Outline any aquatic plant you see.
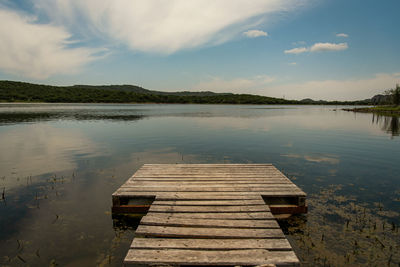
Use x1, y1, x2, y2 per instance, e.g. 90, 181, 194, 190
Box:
281, 185, 400, 266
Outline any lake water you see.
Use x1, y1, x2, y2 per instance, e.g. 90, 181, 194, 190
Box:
0, 103, 399, 266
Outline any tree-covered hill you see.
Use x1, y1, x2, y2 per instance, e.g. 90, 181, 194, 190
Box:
0, 80, 294, 104
0, 80, 372, 105
71, 84, 231, 96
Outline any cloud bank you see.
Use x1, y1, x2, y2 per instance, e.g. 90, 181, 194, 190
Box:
0, 0, 310, 79
35, 0, 305, 54
0, 9, 98, 79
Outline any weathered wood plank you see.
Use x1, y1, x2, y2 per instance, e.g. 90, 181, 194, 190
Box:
136, 168, 279, 171
124, 249, 299, 266
140, 215, 280, 228
117, 188, 304, 194
132, 176, 289, 180
137, 169, 279, 173
134, 167, 283, 174
130, 178, 289, 182
137, 165, 278, 169
152, 200, 266, 206
132, 171, 281, 177
132, 173, 287, 177
135, 170, 283, 173
125, 178, 292, 186
119, 185, 301, 192
149, 205, 271, 213
113, 191, 262, 199
128, 176, 291, 184
145, 212, 275, 220
136, 225, 285, 239
125, 182, 291, 187
113, 191, 306, 198
131, 238, 292, 250
141, 163, 274, 167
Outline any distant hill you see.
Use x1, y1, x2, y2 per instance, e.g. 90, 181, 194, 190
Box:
0, 80, 293, 104
72, 84, 230, 96
300, 97, 372, 105
0, 80, 383, 105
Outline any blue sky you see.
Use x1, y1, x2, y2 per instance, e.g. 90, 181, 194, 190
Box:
0, 0, 399, 100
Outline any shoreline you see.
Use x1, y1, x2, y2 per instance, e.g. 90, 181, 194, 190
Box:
343, 106, 400, 116
0, 101, 372, 106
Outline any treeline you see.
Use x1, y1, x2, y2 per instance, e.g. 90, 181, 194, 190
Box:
0, 81, 294, 104
0, 80, 370, 105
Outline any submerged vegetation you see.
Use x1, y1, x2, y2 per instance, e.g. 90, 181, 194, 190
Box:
0, 80, 371, 105
282, 185, 400, 266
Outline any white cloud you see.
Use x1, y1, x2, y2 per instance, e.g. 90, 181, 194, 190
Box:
285, 42, 348, 54
243, 29, 268, 38
262, 73, 400, 100
0, 9, 99, 79
193, 75, 275, 93
310, 42, 348, 52
284, 47, 308, 54
288, 62, 297, 65
336, 33, 349, 38
35, 0, 307, 54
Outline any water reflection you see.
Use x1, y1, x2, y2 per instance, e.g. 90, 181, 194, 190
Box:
0, 146, 206, 266
0, 111, 145, 124
0, 125, 100, 186
281, 153, 340, 164
372, 114, 400, 137
0, 104, 399, 266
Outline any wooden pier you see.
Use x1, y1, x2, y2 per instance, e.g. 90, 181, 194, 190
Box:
112, 164, 307, 266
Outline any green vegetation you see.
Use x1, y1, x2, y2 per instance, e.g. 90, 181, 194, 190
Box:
0, 80, 372, 105
344, 84, 400, 115
0, 80, 295, 104
344, 106, 400, 115
386, 84, 400, 106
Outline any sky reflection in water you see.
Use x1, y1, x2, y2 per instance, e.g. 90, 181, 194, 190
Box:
0, 104, 399, 266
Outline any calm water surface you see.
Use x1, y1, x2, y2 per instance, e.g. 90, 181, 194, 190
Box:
0, 104, 399, 266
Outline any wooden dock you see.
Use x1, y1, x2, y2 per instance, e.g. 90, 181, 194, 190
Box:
112, 164, 307, 266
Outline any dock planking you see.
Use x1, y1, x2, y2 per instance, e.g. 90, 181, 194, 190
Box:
112, 164, 307, 266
